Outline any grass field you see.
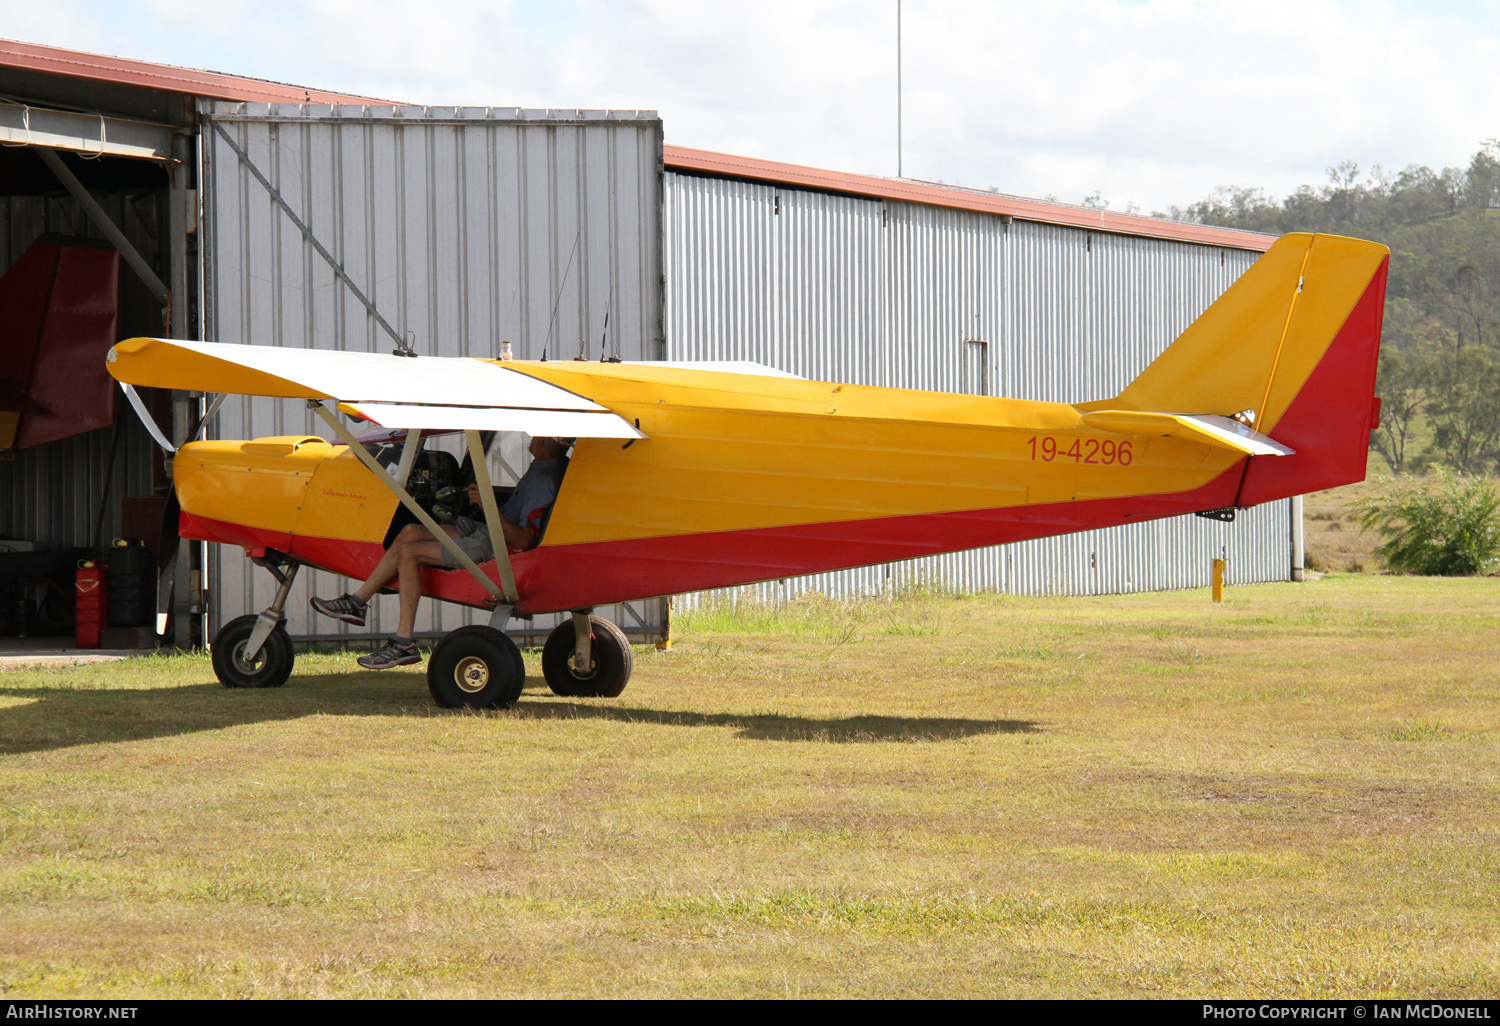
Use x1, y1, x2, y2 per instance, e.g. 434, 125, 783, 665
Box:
1, 575, 1497, 998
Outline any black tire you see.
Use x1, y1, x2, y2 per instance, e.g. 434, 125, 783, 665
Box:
212, 614, 294, 689
542, 616, 633, 698
427, 625, 526, 709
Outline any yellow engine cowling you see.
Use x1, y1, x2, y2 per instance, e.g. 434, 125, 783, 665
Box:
173, 436, 396, 551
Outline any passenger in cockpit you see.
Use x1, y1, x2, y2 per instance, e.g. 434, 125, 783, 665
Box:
309, 436, 571, 669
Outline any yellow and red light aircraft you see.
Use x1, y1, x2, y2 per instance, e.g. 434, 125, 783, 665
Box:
106, 232, 1388, 709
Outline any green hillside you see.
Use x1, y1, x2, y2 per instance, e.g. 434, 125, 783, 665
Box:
1165, 144, 1500, 474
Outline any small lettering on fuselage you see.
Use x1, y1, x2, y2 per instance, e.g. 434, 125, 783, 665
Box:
318, 487, 372, 511
1026, 435, 1135, 466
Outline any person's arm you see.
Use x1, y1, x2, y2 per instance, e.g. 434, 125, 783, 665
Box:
469, 482, 539, 550
499, 515, 537, 550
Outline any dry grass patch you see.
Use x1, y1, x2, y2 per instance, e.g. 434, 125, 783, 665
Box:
1, 576, 1498, 997
1304, 456, 1500, 574
1306, 477, 1387, 573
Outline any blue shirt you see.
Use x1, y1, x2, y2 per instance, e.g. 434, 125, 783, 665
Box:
501, 457, 569, 537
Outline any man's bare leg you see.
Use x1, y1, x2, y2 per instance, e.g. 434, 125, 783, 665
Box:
315, 522, 460, 635
352, 532, 411, 603
395, 538, 448, 639
352, 526, 458, 670
353, 523, 457, 604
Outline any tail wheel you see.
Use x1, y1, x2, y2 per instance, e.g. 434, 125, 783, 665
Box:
427, 625, 526, 709
542, 616, 633, 698
212, 614, 294, 689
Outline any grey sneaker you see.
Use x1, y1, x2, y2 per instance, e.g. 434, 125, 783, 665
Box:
358, 638, 421, 670
310, 593, 367, 627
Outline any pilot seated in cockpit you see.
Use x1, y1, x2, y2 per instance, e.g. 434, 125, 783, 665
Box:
309, 435, 571, 669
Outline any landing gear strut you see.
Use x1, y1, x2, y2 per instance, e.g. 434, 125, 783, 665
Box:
211, 555, 299, 689
542, 609, 633, 698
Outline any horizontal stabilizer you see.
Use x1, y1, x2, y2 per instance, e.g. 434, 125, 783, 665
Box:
1080, 410, 1294, 457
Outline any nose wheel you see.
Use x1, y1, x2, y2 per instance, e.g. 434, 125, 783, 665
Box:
427, 625, 526, 709
212, 614, 295, 688
211, 555, 299, 689
542, 614, 633, 698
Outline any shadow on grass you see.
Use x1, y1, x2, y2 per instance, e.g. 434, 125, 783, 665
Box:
0, 675, 401, 755
0, 674, 1039, 754
515, 701, 1038, 742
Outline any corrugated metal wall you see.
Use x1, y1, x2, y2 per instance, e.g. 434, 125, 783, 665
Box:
200, 103, 668, 643
662, 172, 1290, 601
0, 192, 162, 552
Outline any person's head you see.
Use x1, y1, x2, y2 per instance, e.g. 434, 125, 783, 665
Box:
528, 436, 570, 460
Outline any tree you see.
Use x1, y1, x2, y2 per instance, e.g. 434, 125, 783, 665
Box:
1372, 345, 1428, 474
1372, 300, 1447, 473
1172, 144, 1500, 474
1423, 345, 1500, 474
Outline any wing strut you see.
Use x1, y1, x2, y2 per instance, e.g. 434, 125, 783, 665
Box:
117, 381, 177, 453
310, 401, 516, 606
464, 429, 519, 602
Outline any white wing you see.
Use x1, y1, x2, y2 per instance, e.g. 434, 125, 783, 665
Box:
106, 337, 644, 439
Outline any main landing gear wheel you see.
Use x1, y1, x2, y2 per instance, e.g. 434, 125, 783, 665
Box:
212, 614, 295, 689
427, 625, 526, 709
542, 616, 633, 698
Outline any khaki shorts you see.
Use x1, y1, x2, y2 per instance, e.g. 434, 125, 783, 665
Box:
440, 517, 495, 568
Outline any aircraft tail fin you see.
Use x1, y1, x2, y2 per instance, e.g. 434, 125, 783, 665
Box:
1087, 232, 1390, 505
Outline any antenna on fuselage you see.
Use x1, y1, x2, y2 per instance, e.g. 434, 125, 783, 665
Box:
544, 230, 581, 363
599, 306, 619, 363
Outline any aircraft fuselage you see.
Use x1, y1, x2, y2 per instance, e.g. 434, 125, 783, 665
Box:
178, 363, 1254, 615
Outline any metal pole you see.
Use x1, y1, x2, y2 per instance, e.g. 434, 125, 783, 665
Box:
242, 562, 299, 661
36, 146, 170, 304
1291, 494, 1306, 581
571, 609, 593, 675
168, 137, 196, 649
209, 123, 405, 349
394, 429, 423, 486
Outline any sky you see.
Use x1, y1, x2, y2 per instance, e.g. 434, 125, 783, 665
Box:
5, 0, 1500, 214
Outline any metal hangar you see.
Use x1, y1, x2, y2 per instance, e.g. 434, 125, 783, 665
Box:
0, 38, 1292, 651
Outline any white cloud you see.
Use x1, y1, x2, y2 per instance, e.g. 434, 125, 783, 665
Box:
5, 0, 1500, 210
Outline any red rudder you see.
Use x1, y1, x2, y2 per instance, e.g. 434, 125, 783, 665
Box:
1238, 256, 1389, 507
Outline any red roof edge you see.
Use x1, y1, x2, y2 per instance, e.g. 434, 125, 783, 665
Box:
663, 145, 1275, 252
0, 37, 390, 107
2, 39, 1269, 251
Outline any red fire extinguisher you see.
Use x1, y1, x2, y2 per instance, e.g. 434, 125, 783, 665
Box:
75, 560, 108, 649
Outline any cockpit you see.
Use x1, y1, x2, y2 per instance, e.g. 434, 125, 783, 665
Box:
352, 426, 571, 553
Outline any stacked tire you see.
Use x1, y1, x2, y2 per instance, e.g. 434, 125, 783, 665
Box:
108, 540, 153, 629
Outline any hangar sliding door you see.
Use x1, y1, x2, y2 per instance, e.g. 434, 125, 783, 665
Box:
199, 102, 667, 645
